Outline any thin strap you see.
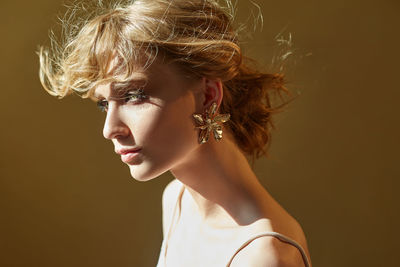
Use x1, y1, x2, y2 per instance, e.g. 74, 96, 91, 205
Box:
227, 232, 311, 267
163, 184, 185, 265
166, 184, 185, 236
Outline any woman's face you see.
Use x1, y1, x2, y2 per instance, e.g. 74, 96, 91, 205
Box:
93, 61, 202, 181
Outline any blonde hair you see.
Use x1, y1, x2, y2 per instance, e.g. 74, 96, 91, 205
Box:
38, 0, 289, 160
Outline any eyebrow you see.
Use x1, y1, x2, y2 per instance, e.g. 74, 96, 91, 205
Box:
93, 73, 148, 99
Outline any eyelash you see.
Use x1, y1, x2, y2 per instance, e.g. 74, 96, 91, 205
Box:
97, 89, 147, 112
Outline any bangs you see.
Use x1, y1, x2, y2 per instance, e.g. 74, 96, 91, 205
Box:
39, 7, 158, 99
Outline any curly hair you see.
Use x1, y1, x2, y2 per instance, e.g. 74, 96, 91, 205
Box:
38, 0, 290, 161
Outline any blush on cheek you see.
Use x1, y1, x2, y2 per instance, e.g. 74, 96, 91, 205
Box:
128, 92, 198, 177
130, 106, 163, 142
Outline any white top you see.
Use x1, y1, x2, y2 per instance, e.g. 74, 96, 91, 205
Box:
156, 185, 311, 267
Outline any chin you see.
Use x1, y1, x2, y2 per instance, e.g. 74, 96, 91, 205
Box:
127, 164, 165, 182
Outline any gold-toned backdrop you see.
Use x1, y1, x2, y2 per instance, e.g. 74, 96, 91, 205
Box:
1, 0, 399, 266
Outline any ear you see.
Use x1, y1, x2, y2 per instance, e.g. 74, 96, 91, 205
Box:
201, 78, 223, 110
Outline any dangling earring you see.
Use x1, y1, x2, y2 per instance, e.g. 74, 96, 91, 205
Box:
192, 102, 230, 144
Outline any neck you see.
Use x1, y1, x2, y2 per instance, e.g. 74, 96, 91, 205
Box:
170, 132, 268, 227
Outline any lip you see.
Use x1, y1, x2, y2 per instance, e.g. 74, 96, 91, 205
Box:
115, 147, 141, 155
116, 147, 142, 164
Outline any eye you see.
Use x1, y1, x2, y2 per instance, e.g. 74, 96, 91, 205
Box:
96, 99, 108, 112
124, 89, 147, 103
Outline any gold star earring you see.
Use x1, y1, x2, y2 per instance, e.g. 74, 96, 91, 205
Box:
192, 102, 230, 144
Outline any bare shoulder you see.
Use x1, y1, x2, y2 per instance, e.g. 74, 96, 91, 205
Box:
230, 235, 308, 267
161, 179, 183, 236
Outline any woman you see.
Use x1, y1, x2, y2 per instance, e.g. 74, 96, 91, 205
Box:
38, 0, 311, 266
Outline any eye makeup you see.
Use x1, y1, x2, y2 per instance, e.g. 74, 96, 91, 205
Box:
124, 89, 148, 102
96, 88, 148, 112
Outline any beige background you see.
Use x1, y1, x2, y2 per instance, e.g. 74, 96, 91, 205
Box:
1, 0, 399, 266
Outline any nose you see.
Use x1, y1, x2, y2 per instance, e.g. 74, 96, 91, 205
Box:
102, 103, 130, 140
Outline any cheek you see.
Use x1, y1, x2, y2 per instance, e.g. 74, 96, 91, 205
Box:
141, 96, 198, 160
124, 97, 198, 181
152, 102, 197, 150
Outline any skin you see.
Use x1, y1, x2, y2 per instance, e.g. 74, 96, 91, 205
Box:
95, 62, 202, 182
93, 60, 311, 266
